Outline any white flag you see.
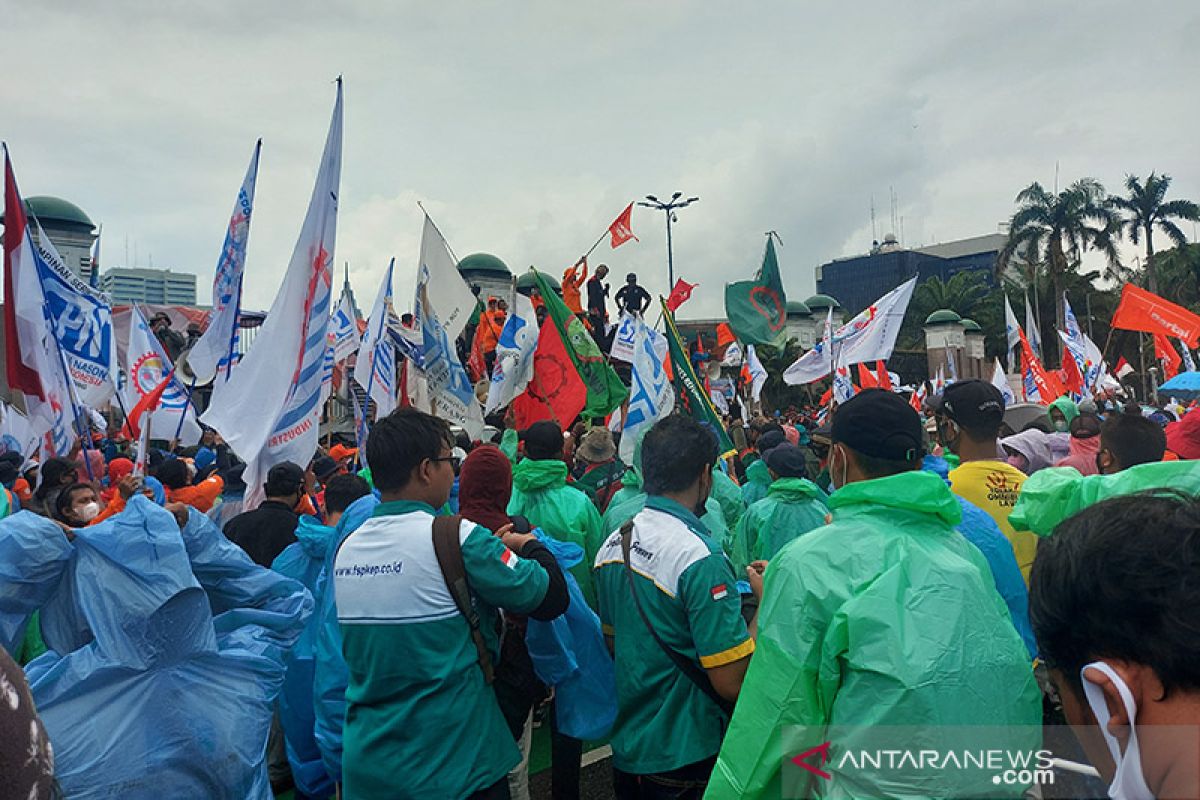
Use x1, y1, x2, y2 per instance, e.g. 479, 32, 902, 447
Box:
417, 213, 477, 341
485, 290, 539, 414
32, 219, 118, 408
417, 225, 482, 438
355, 259, 397, 417
609, 312, 639, 363
1003, 294, 1021, 370
1025, 294, 1042, 360
331, 286, 361, 362
991, 358, 1016, 407
1061, 293, 1103, 391
946, 347, 958, 382
0, 403, 38, 464
124, 306, 202, 445
784, 277, 916, 385
202, 80, 343, 508
745, 344, 768, 403
620, 319, 673, 463
1181, 342, 1196, 374
721, 340, 744, 368
187, 140, 260, 386
709, 386, 730, 415
4, 150, 78, 458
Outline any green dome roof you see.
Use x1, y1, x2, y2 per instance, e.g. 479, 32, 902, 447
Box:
456, 252, 511, 276
924, 309, 963, 325
804, 294, 840, 310
786, 300, 811, 316
1, 196, 95, 232
516, 270, 560, 293
961, 318, 982, 332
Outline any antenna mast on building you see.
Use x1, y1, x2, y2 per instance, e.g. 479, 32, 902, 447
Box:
870, 196, 877, 243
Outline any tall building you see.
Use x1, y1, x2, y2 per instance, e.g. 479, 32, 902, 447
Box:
0, 196, 98, 281
101, 267, 197, 305
815, 232, 1007, 315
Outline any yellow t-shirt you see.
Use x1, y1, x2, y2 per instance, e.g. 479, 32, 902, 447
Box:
948, 459, 1037, 584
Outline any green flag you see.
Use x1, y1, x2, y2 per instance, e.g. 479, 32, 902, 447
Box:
530, 269, 628, 419
662, 299, 736, 457
724, 236, 787, 345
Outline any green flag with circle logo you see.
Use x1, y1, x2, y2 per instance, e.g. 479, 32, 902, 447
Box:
724, 236, 787, 346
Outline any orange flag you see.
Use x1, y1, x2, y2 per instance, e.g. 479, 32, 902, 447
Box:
1154, 333, 1182, 380
857, 362, 878, 389
608, 202, 639, 248
876, 360, 892, 390
1112, 283, 1200, 347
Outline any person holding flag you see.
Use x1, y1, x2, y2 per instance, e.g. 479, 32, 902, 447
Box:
562, 258, 588, 317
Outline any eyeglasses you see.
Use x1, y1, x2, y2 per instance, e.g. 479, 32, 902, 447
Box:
430, 455, 462, 470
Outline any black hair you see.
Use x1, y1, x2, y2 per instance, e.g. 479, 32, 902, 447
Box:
323, 473, 372, 516
642, 415, 717, 496
367, 408, 453, 492
53, 482, 96, 523
845, 446, 918, 479
36, 458, 78, 500
154, 459, 190, 490
176, 445, 200, 459
1030, 492, 1200, 698
1100, 412, 1166, 470
522, 421, 563, 461
455, 431, 471, 451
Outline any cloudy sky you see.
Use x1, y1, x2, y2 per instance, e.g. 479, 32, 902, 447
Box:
5, 1, 1199, 318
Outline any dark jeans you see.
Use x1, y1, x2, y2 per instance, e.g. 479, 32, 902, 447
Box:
550, 699, 583, 800
466, 777, 511, 799
612, 756, 717, 800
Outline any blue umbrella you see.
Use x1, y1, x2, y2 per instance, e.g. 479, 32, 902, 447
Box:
1159, 371, 1200, 400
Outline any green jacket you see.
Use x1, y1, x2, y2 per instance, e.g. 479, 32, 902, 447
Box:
508, 458, 604, 607
709, 468, 746, 533
740, 458, 772, 507
1009, 460, 1200, 537
708, 471, 1040, 799
728, 478, 828, 574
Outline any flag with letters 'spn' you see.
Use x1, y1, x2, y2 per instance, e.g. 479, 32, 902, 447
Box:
662, 299, 735, 457
725, 236, 787, 346
531, 269, 627, 418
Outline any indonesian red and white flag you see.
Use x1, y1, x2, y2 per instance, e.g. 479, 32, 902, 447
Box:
202, 80, 343, 508
608, 202, 639, 249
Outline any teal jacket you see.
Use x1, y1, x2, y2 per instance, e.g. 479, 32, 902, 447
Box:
728, 478, 828, 574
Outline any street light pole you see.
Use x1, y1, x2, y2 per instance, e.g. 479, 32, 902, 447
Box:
638, 192, 699, 292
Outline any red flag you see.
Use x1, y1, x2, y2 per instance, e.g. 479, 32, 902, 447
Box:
467, 325, 487, 382
1111, 283, 1200, 347
1019, 328, 1063, 403
666, 278, 697, 312
1154, 333, 1182, 380
819, 386, 832, 406
608, 202, 638, 249
1061, 344, 1083, 396
3, 154, 44, 399
857, 362, 878, 389
512, 315, 587, 428
909, 383, 926, 412
121, 369, 177, 439
875, 360, 893, 391
716, 322, 737, 350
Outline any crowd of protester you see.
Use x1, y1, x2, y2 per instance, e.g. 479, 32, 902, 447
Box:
1, 372, 1199, 799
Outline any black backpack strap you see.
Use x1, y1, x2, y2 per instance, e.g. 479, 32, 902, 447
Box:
620, 521, 734, 715
432, 515, 495, 685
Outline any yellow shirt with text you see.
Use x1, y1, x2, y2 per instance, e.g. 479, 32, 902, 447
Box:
948, 459, 1036, 583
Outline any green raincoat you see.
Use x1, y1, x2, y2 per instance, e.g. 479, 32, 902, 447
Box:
707, 471, 1041, 799
728, 478, 828, 574
508, 458, 604, 608
708, 468, 746, 532
740, 458, 772, 507
1009, 460, 1200, 537
1048, 396, 1079, 429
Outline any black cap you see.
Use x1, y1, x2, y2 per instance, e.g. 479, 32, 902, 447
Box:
265, 461, 305, 494
934, 379, 1005, 432
756, 429, 787, 455
311, 455, 340, 481
765, 444, 808, 479
832, 389, 924, 462
520, 420, 563, 460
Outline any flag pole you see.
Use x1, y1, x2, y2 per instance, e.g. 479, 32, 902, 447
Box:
171, 375, 198, 444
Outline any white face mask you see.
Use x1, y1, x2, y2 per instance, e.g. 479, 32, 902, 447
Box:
1080, 661, 1154, 800
76, 501, 101, 523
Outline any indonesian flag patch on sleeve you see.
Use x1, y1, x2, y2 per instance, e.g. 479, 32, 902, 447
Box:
500, 547, 520, 569
710, 583, 728, 601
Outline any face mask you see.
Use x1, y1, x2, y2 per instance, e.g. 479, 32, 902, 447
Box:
76, 501, 101, 523
1053, 418, 1069, 432
1080, 661, 1154, 800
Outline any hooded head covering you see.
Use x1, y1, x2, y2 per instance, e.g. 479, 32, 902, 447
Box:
1000, 429, 1054, 475
1165, 409, 1200, 459
458, 445, 514, 534
1047, 396, 1079, 430
143, 476, 167, 506
107, 457, 134, 485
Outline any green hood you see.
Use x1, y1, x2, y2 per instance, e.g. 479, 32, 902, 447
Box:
1049, 396, 1079, 426
766, 477, 824, 502
745, 458, 772, 486
828, 470, 962, 527
1010, 460, 1200, 537
512, 458, 568, 492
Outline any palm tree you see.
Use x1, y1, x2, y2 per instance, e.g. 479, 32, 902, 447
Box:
1109, 173, 1200, 294
911, 272, 990, 320
998, 179, 1122, 330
